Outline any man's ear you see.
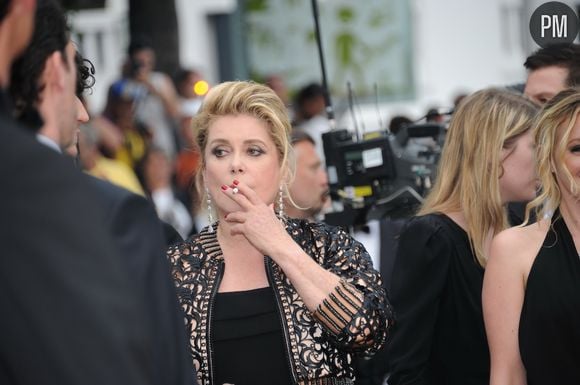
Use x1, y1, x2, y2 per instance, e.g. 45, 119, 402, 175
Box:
42, 50, 66, 91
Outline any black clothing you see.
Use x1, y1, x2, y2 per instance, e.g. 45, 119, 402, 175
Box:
86, 177, 194, 385
388, 214, 489, 385
213, 287, 293, 385
354, 218, 407, 385
519, 212, 580, 384
507, 201, 535, 226
169, 219, 393, 385
163, 221, 185, 246
0, 92, 152, 385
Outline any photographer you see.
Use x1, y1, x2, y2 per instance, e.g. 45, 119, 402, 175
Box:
120, 38, 180, 159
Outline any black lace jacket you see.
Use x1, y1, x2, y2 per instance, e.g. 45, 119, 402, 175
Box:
167, 218, 393, 385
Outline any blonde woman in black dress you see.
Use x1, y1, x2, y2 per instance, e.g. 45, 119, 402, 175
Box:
484, 88, 580, 384
388, 88, 538, 385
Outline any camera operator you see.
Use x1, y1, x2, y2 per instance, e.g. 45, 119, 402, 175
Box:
294, 82, 331, 164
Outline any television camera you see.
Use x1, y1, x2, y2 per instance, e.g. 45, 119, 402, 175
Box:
322, 121, 446, 228
306, 0, 447, 228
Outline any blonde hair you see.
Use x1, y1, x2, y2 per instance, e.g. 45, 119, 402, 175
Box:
419, 88, 538, 267
526, 88, 580, 221
191, 80, 294, 195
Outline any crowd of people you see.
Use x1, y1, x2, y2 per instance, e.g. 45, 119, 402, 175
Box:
2, 0, 580, 384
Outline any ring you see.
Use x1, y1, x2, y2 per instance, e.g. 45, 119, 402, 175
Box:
232, 187, 239, 194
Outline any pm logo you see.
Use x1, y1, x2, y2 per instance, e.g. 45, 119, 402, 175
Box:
530, 1, 580, 47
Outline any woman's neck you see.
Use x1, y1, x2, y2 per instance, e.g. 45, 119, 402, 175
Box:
216, 221, 263, 259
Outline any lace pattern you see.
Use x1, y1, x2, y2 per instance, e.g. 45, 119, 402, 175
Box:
167, 218, 393, 384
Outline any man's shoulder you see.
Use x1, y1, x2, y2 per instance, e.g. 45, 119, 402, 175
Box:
0, 116, 80, 188
84, 175, 159, 226
0, 115, 50, 161
86, 175, 137, 201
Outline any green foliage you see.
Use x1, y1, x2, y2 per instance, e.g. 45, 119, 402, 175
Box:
369, 10, 390, 28
246, 0, 269, 13
337, 6, 354, 23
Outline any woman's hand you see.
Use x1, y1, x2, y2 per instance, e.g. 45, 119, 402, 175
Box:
221, 180, 299, 259
220, 180, 342, 314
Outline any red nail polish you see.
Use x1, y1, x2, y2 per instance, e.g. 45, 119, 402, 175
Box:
221, 185, 228, 190
233, 179, 239, 185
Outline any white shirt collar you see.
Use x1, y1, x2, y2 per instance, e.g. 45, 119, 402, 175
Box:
36, 134, 62, 153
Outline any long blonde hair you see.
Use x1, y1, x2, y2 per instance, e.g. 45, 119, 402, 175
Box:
526, 88, 580, 221
419, 88, 538, 267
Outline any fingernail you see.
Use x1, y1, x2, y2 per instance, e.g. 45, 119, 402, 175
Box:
233, 179, 239, 185
221, 185, 228, 191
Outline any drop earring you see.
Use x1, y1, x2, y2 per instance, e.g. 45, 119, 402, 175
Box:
205, 187, 214, 233
277, 184, 285, 219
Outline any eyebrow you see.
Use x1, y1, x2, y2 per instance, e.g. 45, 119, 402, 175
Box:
209, 138, 269, 146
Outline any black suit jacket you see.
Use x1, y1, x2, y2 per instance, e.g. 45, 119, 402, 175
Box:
0, 110, 153, 384
85, 177, 194, 385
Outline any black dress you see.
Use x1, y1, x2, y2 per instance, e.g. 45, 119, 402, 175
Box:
519, 212, 580, 385
387, 214, 489, 385
212, 286, 293, 385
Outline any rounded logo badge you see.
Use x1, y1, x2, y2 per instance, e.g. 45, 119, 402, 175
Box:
529, 1, 580, 47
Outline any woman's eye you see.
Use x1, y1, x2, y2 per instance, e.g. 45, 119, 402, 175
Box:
211, 147, 227, 157
570, 145, 580, 153
248, 147, 264, 156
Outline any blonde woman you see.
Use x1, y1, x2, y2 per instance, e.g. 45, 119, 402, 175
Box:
168, 81, 392, 385
388, 88, 538, 385
483, 88, 580, 384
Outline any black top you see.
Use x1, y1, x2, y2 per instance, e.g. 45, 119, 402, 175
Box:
387, 214, 489, 385
212, 286, 293, 385
519, 212, 580, 385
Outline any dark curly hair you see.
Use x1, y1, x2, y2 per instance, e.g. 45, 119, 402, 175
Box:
76, 51, 95, 97
9, 0, 70, 126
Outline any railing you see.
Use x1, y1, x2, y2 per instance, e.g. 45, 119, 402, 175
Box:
68, 0, 129, 114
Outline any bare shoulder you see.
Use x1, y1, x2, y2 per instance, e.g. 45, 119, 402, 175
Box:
489, 219, 550, 274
